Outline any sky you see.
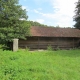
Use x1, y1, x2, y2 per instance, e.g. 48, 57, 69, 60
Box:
19, 0, 78, 27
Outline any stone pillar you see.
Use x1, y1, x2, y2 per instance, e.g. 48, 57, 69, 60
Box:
13, 39, 18, 51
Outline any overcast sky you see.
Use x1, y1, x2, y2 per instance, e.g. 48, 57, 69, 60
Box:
19, 0, 78, 27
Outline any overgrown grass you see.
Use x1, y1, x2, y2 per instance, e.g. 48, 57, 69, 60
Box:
0, 49, 80, 80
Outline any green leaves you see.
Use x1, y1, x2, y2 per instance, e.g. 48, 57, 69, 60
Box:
74, 0, 80, 29
0, 0, 30, 43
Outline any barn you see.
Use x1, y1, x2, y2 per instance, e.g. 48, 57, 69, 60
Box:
19, 26, 80, 50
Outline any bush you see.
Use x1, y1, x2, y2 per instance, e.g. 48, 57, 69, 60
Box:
25, 46, 30, 51
0, 44, 6, 49
47, 45, 53, 51
0, 45, 3, 49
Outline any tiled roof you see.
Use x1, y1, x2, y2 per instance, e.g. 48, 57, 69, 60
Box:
30, 26, 80, 37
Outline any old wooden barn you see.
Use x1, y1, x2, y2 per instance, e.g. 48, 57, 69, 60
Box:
19, 26, 80, 50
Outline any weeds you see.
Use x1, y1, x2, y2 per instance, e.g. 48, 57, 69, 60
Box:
0, 49, 80, 80
47, 45, 53, 51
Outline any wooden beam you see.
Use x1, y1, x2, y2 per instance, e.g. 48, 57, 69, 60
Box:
73, 38, 74, 48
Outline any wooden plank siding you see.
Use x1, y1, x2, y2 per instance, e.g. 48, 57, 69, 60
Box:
19, 37, 80, 50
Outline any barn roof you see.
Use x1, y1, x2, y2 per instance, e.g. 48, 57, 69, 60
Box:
30, 26, 80, 37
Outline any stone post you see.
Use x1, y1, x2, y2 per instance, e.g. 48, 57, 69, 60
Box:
13, 39, 18, 51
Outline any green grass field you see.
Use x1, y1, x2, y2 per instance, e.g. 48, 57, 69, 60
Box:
0, 49, 80, 80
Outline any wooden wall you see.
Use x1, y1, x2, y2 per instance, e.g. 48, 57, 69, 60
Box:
19, 37, 80, 50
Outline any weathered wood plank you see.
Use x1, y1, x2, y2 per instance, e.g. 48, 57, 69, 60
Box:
19, 37, 80, 50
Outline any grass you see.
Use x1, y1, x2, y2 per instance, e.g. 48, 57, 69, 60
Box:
0, 49, 80, 80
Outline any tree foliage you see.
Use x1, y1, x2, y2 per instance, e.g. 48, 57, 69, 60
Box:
74, 0, 80, 29
26, 20, 55, 27
0, 0, 30, 43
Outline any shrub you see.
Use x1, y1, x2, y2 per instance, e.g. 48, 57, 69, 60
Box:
56, 46, 60, 51
25, 46, 30, 51
47, 45, 53, 51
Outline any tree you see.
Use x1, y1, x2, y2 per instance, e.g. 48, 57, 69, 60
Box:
0, 0, 30, 44
26, 20, 54, 27
74, 0, 80, 29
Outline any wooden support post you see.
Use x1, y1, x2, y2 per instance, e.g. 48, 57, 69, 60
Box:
73, 38, 74, 48
38, 37, 39, 49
